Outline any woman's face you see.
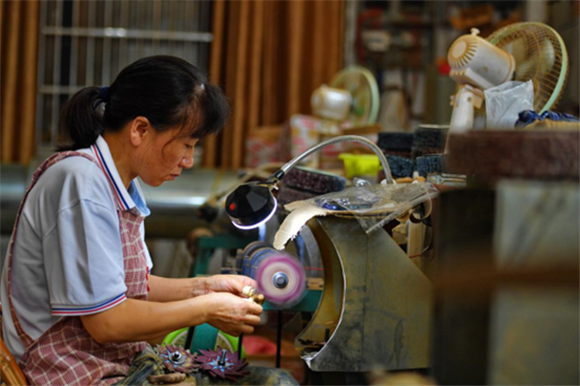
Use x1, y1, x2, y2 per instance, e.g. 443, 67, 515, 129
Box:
138, 127, 198, 187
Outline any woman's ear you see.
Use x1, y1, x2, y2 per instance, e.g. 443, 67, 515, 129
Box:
129, 116, 152, 146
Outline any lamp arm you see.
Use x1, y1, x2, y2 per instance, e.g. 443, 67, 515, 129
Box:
266, 135, 393, 185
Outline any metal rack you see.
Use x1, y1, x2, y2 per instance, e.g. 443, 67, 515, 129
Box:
36, 0, 213, 150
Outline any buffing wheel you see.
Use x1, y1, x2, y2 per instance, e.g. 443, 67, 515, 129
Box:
377, 132, 414, 151
255, 255, 306, 307
283, 167, 347, 194
413, 126, 449, 149
385, 154, 414, 178
416, 154, 447, 177
277, 185, 318, 206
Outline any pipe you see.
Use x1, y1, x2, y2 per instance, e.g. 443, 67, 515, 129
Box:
0, 164, 241, 239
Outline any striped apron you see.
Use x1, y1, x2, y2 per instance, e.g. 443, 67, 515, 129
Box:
6, 151, 149, 385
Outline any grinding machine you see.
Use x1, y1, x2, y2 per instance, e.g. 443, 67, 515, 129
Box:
224, 136, 435, 376
235, 215, 432, 374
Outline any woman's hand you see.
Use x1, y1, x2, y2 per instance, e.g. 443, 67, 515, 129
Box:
201, 292, 263, 336
204, 274, 258, 297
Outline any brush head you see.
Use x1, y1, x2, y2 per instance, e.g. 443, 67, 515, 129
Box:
385, 154, 414, 178
416, 154, 447, 177
277, 185, 318, 206
377, 132, 414, 152
157, 344, 199, 374
283, 167, 347, 194
195, 347, 248, 381
413, 125, 449, 150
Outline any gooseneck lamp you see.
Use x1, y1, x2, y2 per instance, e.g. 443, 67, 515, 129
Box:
225, 135, 393, 230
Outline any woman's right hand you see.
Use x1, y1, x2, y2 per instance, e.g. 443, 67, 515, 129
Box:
200, 292, 263, 336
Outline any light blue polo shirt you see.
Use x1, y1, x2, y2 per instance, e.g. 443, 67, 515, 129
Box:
1, 136, 153, 362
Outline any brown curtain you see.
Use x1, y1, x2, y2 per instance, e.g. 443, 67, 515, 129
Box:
1, 0, 40, 165
204, 0, 344, 169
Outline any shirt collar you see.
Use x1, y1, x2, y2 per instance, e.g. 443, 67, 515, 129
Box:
129, 179, 151, 217
90, 136, 143, 214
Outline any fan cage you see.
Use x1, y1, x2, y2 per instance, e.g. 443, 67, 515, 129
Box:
487, 22, 569, 113
330, 66, 380, 126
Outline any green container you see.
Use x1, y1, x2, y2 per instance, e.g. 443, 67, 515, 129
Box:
163, 324, 245, 358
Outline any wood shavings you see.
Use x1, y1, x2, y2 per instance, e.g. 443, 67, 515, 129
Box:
273, 202, 329, 250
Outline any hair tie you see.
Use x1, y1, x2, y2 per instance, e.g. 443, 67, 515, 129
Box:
98, 86, 109, 102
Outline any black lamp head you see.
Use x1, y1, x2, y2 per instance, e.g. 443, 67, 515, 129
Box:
225, 182, 277, 230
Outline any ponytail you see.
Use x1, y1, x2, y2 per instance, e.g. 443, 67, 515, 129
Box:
58, 56, 229, 151
57, 87, 105, 150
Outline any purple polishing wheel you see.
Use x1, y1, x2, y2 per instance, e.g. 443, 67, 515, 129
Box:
255, 254, 306, 307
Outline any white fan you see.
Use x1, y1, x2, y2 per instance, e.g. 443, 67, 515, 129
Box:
447, 23, 569, 133
310, 66, 380, 126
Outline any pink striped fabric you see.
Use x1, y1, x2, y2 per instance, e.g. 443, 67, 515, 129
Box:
6, 151, 149, 385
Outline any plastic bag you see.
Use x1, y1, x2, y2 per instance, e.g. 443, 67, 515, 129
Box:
485, 80, 534, 129
309, 182, 439, 234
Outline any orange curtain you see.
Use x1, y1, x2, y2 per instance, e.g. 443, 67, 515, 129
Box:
1, 0, 40, 164
204, 0, 344, 169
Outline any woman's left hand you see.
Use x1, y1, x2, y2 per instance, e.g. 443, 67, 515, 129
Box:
204, 274, 258, 297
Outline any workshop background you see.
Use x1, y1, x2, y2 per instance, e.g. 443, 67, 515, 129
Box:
1, 1, 579, 385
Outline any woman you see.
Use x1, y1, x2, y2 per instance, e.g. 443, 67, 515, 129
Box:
1, 56, 264, 385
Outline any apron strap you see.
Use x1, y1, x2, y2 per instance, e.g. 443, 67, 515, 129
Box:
6, 151, 101, 348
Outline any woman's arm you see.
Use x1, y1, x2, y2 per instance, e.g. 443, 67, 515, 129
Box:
147, 275, 205, 302
80, 292, 262, 344
147, 274, 257, 302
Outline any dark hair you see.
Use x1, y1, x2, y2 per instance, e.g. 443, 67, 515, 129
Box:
58, 56, 229, 150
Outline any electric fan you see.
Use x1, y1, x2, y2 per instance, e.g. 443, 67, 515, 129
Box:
311, 66, 380, 126
447, 22, 569, 132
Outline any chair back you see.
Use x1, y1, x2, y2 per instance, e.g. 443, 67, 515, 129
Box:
0, 336, 27, 386
0, 305, 27, 386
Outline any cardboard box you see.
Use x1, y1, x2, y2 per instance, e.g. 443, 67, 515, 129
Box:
245, 125, 282, 168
